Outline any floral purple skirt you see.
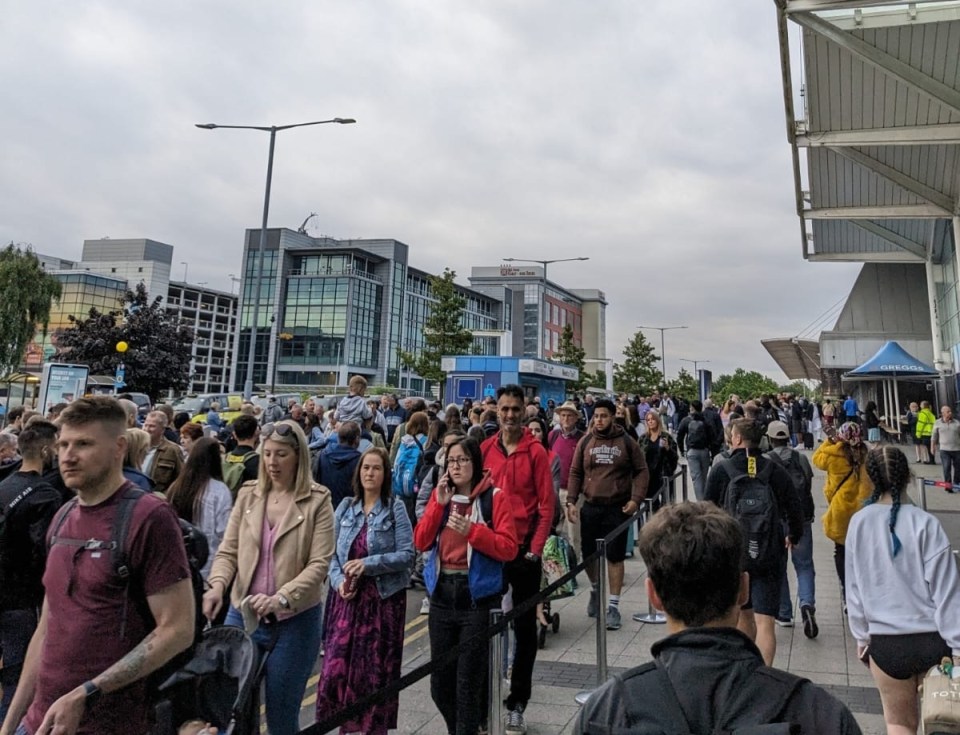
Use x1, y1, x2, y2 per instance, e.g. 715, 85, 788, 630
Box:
316, 530, 406, 735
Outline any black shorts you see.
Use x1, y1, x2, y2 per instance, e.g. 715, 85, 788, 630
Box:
741, 555, 786, 618
869, 632, 950, 680
580, 501, 631, 564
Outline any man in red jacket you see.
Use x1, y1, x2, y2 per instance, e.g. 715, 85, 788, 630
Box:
481, 385, 556, 735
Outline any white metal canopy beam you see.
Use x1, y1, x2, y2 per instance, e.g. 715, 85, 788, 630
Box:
792, 11, 960, 117
797, 124, 960, 147
784, 0, 951, 13
809, 251, 925, 262
848, 220, 929, 259
827, 146, 956, 212
806, 205, 951, 218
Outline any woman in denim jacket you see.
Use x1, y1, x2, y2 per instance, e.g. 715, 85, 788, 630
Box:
316, 446, 414, 735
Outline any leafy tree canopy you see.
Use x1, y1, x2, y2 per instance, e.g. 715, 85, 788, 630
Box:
613, 330, 663, 395
552, 323, 587, 392
52, 282, 194, 400
664, 367, 698, 402
710, 368, 780, 403
0, 244, 62, 375
399, 268, 473, 399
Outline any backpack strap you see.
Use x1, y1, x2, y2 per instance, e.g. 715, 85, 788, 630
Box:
48, 497, 80, 548
111, 486, 146, 583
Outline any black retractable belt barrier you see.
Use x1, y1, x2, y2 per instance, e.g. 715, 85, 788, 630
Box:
303, 467, 693, 734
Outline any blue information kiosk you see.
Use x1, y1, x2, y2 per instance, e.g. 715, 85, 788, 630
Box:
441, 356, 579, 407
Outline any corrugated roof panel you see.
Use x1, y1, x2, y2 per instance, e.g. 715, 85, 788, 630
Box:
811, 220, 927, 258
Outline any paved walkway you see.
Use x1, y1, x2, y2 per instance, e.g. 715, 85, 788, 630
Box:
388, 448, 959, 734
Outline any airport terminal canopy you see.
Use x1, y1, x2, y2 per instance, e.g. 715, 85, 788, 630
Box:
762, 338, 821, 380
846, 339, 939, 377
775, 0, 960, 263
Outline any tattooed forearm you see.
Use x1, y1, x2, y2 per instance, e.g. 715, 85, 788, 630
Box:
94, 631, 158, 693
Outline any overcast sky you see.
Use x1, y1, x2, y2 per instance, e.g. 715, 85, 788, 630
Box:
0, 1, 861, 382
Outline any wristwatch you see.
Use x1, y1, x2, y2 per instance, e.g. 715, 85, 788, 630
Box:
277, 593, 291, 610
82, 680, 101, 707
524, 552, 540, 563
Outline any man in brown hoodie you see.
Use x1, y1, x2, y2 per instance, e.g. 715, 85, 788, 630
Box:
565, 399, 648, 631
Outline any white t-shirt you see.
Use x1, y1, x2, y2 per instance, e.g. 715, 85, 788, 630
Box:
845, 502, 960, 654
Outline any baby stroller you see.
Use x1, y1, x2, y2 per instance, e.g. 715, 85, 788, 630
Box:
538, 534, 575, 648
152, 620, 279, 735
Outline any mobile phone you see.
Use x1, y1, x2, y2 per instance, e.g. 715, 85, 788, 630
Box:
858, 645, 870, 667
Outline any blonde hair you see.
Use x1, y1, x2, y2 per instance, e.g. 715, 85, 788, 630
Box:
125, 428, 151, 469
258, 420, 313, 494
348, 375, 368, 394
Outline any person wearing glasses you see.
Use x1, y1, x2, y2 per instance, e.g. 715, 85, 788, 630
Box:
316, 447, 415, 735
203, 420, 334, 735
415, 436, 519, 735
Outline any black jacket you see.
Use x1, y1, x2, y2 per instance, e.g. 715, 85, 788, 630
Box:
702, 406, 725, 453
0, 471, 64, 611
676, 412, 713, 453
704, 449, 804, 545
574, 628, 861, 734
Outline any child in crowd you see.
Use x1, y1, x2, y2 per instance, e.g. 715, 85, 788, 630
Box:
334, 375, 373, 425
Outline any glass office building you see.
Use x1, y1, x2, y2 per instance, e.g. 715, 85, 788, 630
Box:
232, 229, 505, 394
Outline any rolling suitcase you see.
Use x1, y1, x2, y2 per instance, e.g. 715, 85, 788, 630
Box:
803, 432, 814, 449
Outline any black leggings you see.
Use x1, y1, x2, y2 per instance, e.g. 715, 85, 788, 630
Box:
834, 543, 846, 597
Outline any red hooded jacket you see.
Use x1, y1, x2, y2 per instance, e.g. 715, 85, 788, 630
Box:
481, 430, 556, 557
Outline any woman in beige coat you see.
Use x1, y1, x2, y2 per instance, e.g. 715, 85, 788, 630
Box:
203, 420, 334, 735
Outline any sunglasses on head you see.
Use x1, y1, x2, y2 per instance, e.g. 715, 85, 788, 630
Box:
264, 423, 298, 443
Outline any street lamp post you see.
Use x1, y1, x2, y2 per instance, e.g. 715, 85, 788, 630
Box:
501, 256, 590, 359
637, 325, 688, 386
679, 358, 710, 376
197, 117, 355, 399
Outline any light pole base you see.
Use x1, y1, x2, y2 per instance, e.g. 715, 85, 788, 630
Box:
243, 379, 254, 401
632, 611, 667, 624
575, 689, 595, 706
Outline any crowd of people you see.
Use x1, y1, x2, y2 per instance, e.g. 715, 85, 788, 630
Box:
0, 384, 957, 735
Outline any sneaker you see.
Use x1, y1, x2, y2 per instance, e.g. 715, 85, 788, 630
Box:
419, 597, 430, 615
605, 606, 622, 631
801, 604, 819, 639
587, 589, 598, 618
505, 705, 526, 734
775, 617, 793, 628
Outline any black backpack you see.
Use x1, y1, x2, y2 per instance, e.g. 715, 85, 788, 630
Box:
686, 418, 709, 450
579, 660, 805, 734
48, 485, 208, 696
721, 459, 782, 575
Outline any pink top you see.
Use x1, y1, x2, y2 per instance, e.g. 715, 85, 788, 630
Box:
249, 513, 278, 598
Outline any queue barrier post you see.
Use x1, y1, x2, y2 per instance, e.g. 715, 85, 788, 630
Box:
681, 464, 690, 503
917, 476, 928, 511
575, 537, 608, 706
631, 500, 666, 625
488, 608, 505, 735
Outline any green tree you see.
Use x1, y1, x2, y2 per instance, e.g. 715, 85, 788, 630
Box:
613, 331, 662, 395
399, 268, 473, 399
664, 367, 698, 402
0, 244, 62, 375
710, 368, 780, 403
52, 282, 194, 400
779, 380, 821, 398
552, 323, 587, 392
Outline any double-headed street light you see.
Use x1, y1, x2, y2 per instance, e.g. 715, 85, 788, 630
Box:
501, 256, 589, 285
637, 325, 688, 386
196, 117, 356, 399
680, 358, 710, 375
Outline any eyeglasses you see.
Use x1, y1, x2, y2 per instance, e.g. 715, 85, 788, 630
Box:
263, 422, 299, 446
446, 457, 472, 467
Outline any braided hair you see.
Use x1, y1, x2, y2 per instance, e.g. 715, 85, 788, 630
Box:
864, 446, 911, 557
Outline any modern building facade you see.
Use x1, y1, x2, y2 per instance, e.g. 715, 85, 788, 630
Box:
231, 228, 510, 394
79, 238, 174, 306
166, 282, 238, 394
468, 265, 608, 361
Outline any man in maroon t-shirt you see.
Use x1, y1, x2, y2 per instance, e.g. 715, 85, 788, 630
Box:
0, 397, 194, 735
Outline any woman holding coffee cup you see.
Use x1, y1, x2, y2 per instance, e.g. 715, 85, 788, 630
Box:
414, 436, 519, 735
316, 447, 415, 734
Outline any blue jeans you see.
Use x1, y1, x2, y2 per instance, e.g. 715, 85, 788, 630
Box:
686, 449, 711, 501
779, 521, 816, 619
224, 602, 322, 735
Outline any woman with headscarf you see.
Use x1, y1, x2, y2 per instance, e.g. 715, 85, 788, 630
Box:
812, 421, 872, 610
